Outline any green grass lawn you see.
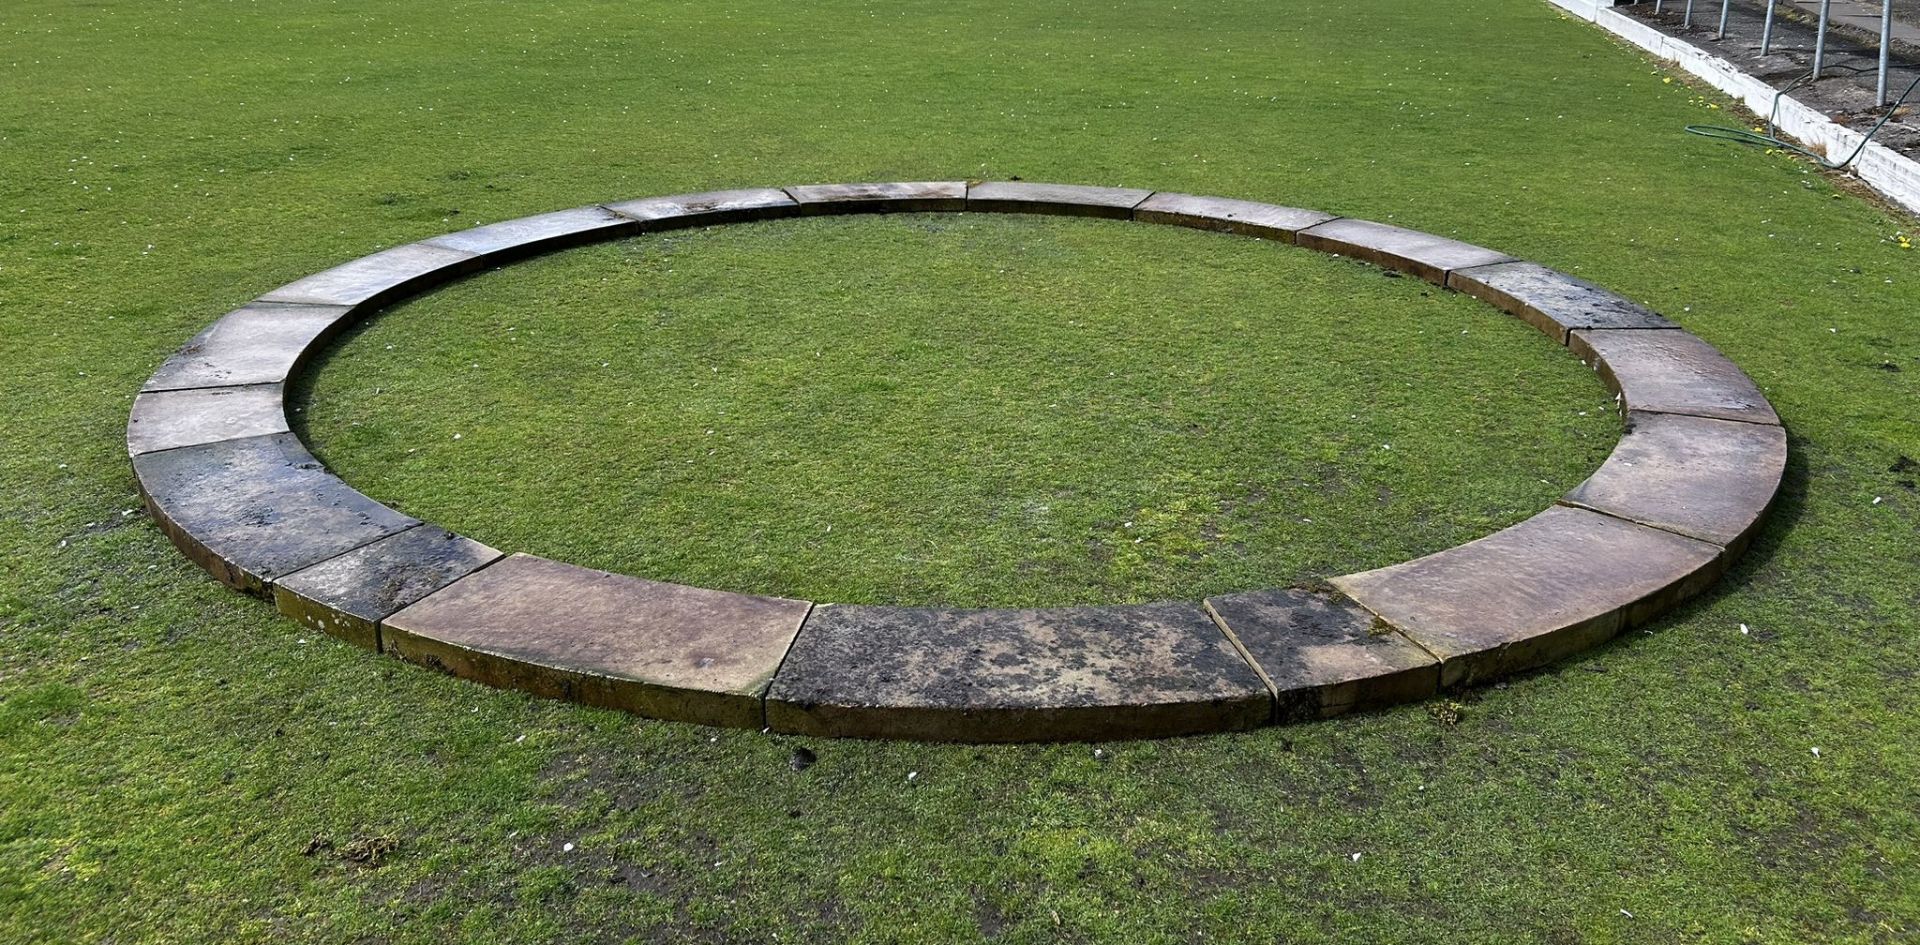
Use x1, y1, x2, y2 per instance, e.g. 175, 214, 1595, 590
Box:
3, 0, 1918, 942
300, 213, 1616, 607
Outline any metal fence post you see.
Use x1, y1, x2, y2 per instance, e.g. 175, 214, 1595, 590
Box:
1719, 0, 1732, 39
1812, 0, 1832, 78
1762, 0, 1777, 54
1879, 0, 1894, 103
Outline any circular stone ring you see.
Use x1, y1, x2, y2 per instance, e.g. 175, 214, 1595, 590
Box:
129, 181, 1786, 742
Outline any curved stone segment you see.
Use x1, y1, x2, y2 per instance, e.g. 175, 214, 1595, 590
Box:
1332, 505, 1724, 688
1571, 328, 1780, 426
1296, 217, 1514, 285
1204, 588, 1439, 723
424, 205, 638, 259
1448, 261, 1678, 344
1133, 193, 1335, 243
258, 242, 484, 309
273, 526, 503, 651
604, 187, 801, 229
142, 302, 354, 392
784, 181, 967, 215
1562, 411, 1787, 551
131, 432, 419, 596
765, 603, 1271, 742
380, 554, 811, 729
965, 181, 1154, 219
127, 383, 289, 456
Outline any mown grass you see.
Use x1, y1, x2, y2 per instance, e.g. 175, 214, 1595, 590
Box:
299, 213, 1616, 607
3, 1, 1918, 943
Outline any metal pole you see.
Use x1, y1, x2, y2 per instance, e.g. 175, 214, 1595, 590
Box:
1813, 0, 1831, 78
1656, 0, 1664, 13
1879, 0, 1894, 103
1685, 0, 1695, 28
1719, 0, 1732, 38
1762, 0, 1778, 55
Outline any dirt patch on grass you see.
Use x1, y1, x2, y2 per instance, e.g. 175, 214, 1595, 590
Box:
303, 833, 399, 868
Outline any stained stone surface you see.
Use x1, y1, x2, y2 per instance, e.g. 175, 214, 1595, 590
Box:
1205, 588, 1439, 722
1296, 218, 1513, 284
1333, 505, 1724, 687
127, 384, 289, 456
1132, 193, 1335, 242
273, 526, 502, 650
259, 243, 481, 308
965, 181, 1154, 218
131, 432, 418, 595
603, 188, 801, 229
1570, 328, 1781, 425
783, 181, 967, 214
765, 603, 1271, 741
381, 554, 812, 728
142, 302, 354, 392
1562, 411, 1788, 550
424, 205, 637, 258
1448, 261, 1678, 343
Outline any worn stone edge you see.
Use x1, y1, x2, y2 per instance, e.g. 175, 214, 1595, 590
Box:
256, 243, 487, 310
270, 526, 509, 652
764, 694, 1272, 743
366, 561, 813, 731
1201, 596, 1443, 724
1331, 506, 1748, 689
130, 439, 422, 598
782, 181, 969, 215
126, 382, 292, 457
422, 205, 642, 262
1556, 411, 1789, 557
1567, 328, 1784, 427
963, 182, 1156, 219
1293, 218, 1516, 285
759, 602, 1275, 742
1132, 193, 1337, 244
1444, 261, 1682, 345
375, 592, 809, 731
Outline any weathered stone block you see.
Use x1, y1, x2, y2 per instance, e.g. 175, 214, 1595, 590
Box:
425, 205, 637, 258
1333, 505, 1723, 687
1132, 192, 1335, 242
1205, 588, 1439, 722
603, 188, 801, 229
1563, 411, 1786, 551
1448, 261, 1677, 343
142, 302, 354, 392
131, 432, 419, 596
127, 384, 289, 456
273, 526, 503, 650
381, 554, 811, 729
258, 242, 481, 309
966, 181, 1153, 219
783, 181, 967, 214
1570, 329, 1780, 425
765, 603, 1271, 741
1296, 218, 1513, 284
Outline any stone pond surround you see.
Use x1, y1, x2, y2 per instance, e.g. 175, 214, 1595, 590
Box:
127, 181, 1787, 742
